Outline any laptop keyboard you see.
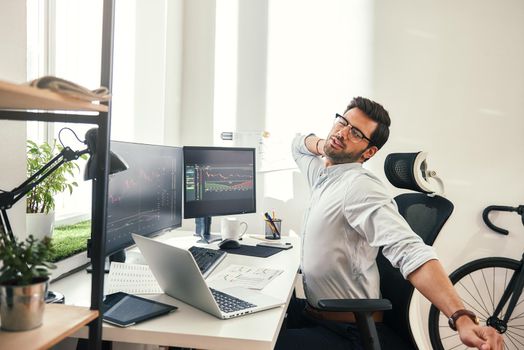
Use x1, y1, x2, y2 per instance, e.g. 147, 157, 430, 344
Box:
210, 288, 257, 313
189, 246, 226, 277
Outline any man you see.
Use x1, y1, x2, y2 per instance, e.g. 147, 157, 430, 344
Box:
275, 97, 502, 349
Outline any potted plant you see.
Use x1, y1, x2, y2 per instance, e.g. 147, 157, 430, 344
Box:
26, 140, 85, 240
0, 234, 56, 331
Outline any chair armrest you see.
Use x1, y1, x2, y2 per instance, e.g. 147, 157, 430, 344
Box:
317, 298, 392, 312
317, 299, 392, 350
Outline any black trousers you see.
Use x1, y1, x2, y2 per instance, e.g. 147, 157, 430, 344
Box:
275, 295, 364, 350
275, 295, 413, 350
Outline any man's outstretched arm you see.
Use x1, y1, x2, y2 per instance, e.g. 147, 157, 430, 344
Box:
408, 259, 503, 350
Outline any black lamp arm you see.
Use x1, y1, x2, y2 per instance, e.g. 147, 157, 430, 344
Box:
0, 146, 89, 211
0, 146, 89, 245
0, 209, 15, 245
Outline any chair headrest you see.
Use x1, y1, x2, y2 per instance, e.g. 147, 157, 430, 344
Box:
384, 152, 440, 194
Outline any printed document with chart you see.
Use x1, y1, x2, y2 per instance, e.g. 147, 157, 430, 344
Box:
206, 264, 283, 291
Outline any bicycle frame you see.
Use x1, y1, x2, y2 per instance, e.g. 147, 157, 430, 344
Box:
483, 205, 524, 333
487, 253, 524, 333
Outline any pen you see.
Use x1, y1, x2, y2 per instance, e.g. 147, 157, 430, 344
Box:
264, 212, 280, 239
264, 213, 277, 237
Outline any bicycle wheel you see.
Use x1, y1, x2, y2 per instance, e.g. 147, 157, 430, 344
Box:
428, 257, 523, 350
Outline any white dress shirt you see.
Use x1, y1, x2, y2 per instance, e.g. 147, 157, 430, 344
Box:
292, 134, 438, 307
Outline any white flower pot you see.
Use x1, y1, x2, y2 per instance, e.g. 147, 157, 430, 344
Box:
26, 212, 55, 240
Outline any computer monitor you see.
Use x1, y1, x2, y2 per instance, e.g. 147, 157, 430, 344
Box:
183, 146, 256, 243
105, 141, 182, 262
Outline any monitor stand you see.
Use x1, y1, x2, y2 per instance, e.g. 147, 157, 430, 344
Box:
195, 217, 222, 244
86, 249, 127, 274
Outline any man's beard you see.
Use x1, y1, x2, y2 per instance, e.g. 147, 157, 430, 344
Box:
324, 136, 365, 164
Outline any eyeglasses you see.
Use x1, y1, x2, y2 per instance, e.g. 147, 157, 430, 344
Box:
334, 114, 372, 144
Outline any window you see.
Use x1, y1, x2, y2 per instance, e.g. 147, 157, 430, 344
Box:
26, 0, 104, 225
25, 1, 183, 265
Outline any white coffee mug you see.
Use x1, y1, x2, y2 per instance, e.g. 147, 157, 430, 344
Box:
221, 217, 248, 241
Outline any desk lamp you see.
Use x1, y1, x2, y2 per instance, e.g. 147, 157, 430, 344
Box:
0, 127, 127, 265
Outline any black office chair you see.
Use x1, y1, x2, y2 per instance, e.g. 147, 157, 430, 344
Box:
317, 152, 454, 350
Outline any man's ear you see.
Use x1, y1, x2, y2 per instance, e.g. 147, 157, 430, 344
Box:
362, 145, 378, 162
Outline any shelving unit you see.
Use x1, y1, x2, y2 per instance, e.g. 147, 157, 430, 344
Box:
0, 304, 99, 350
0, 80, 107, 124
0, 79, 111, 349
0, 80, 108, 112
0, 1, 115, 348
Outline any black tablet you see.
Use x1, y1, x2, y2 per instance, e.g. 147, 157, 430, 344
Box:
102, 292, 177, 327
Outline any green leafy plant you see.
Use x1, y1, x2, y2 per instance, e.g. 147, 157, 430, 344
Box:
0, 235, 56, 285
26, 140, 85, 214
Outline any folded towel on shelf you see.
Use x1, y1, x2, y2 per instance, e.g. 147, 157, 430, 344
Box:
28, 76, 111, 102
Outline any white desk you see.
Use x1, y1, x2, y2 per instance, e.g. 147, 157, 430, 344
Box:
51, 230, 301, 350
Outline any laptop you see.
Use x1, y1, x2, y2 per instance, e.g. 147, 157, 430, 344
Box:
132, 234, 284, 319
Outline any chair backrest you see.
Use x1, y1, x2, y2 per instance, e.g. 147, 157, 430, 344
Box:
379, 153, 454, 346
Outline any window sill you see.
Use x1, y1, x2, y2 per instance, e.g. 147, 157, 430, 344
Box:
50, 250, 89, 282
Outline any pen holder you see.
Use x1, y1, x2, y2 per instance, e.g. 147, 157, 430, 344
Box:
265, 219, 282, 240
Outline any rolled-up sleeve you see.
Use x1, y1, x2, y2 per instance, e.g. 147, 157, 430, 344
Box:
292, 134, 324, 189
343, 174, 438, 279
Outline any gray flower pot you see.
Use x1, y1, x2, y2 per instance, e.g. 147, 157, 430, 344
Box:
0, 277, 48, 331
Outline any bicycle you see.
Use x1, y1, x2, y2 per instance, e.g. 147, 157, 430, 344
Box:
428, 204, 524, 350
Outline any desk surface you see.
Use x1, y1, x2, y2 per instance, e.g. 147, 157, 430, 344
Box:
51, 230, 300, 350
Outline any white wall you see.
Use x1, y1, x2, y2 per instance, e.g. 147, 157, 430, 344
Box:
0, 0, 28, 239
178, 1, 524, 347
236, 0, 268, 132
370, 0, 524, 268
262, 0, 375, 237
178, 0, 524, 250
179, 0, 216, 147
367, 1, 524, 347
163, 0, 184, 146
2, 1, 519, 346
112, 0, 183, 146
116, 0, 523, 259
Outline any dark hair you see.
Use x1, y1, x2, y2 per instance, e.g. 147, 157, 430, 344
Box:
345, 96, 390, 150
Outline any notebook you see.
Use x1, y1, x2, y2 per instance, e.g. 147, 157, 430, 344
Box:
132, 234, 284, 319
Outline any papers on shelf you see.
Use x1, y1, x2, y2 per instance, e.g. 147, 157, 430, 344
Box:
207, 264, 283, 291
106, 262, 162, 295
27, 76, 111, 102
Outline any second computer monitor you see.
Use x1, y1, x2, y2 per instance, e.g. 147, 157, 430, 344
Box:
106, 141, 183, 260
183, 146, 256, 241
